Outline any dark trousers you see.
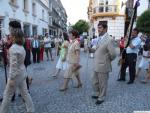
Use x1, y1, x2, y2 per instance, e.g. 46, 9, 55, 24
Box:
32, 48, 40, 63
120, 53, 137, 82
120, 47, 124, 55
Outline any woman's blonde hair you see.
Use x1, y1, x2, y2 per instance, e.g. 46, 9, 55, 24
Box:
9, 21, 24, 45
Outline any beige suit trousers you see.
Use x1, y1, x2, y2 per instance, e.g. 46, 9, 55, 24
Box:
0, 79, 35, 113
92, 71, 109, 101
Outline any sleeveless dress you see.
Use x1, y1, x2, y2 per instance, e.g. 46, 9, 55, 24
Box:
56, 40, 69, 70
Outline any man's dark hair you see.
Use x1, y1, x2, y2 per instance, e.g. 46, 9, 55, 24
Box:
98, 22, 108, 29
133, 28, 139, 34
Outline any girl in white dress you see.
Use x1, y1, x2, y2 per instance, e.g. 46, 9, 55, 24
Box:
52, 33, 69, 77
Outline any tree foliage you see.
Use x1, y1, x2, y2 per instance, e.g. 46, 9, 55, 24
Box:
137, 10, 150, 35
72, 20, 89, 35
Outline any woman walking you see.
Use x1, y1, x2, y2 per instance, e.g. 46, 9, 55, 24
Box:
0, 21, 35, 113
60, 30, 82, 91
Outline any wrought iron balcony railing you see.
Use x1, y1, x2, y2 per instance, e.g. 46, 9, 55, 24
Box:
93, 5, 118, 14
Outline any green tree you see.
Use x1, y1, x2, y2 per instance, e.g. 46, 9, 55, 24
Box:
137, 10, 150, 35
72, 20, 89, 35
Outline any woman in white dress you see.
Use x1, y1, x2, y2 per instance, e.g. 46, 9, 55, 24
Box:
52, 33, 69, 77
136, 44, 150, 79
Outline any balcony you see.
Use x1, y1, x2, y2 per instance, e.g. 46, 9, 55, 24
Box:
92, 5, 118, 18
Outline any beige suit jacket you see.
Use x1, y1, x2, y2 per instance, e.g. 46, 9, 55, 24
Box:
9, 44, 27, 81
94, 33, 116, 73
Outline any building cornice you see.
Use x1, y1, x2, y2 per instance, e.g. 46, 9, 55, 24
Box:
9, 18, 21, 22
92, 13, 125, 20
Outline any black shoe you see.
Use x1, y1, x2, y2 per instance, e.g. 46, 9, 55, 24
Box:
117, 78, 125, 81
95, 100, 104, 105
11, 94, 15, 102
127, 81, 134, 84
0, 98, 3, 102
91, 96, 98, 99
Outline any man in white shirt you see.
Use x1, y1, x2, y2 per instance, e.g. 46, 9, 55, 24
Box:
44, 33, 53, 61
118, 28, 142, 84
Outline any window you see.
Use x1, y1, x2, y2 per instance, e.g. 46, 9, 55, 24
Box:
23, 24, 30, 37
32, 26, 37, 36
49, 29, 52, 35
126, 0, 134, 8
42, 10, 44, 20
49, 16, 52, 26
23, 0, 28, 11
106, 0, 108, 5
98, 0, 104, 6
32, 3, 36, 15
49, 3, 52, 12
42, 28, 47, 36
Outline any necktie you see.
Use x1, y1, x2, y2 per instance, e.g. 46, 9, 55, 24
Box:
35, 40, 37, 48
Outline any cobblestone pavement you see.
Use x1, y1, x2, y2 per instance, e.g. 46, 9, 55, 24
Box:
0, 50, 150, 113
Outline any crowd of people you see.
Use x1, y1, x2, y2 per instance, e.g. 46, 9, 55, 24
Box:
0, 20, 150, 113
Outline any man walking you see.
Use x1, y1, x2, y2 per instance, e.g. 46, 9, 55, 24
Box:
89, 22, 116, 105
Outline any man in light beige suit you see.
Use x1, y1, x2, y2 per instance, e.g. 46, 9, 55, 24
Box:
89, 22, 116, 105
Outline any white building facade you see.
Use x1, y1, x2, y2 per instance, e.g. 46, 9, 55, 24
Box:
88, 0, 150, 40
0, 0, 49, 38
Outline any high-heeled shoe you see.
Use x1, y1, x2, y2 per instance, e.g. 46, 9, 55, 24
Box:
59, 87, 68, 91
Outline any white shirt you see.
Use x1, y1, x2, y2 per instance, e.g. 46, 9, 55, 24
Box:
92, 33, 107, 49
126, 36, 141, 54
44, 37, 51, 48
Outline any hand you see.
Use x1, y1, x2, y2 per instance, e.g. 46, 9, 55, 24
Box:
72, 64, 82, 72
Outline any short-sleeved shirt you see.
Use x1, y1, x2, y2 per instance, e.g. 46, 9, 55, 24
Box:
44, 37, 51, 48
126, 36, 141, 54
67, 39, 80, 64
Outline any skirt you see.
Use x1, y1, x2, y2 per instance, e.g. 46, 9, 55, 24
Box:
56, 57, 68, 70
138, 57, 150, 69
